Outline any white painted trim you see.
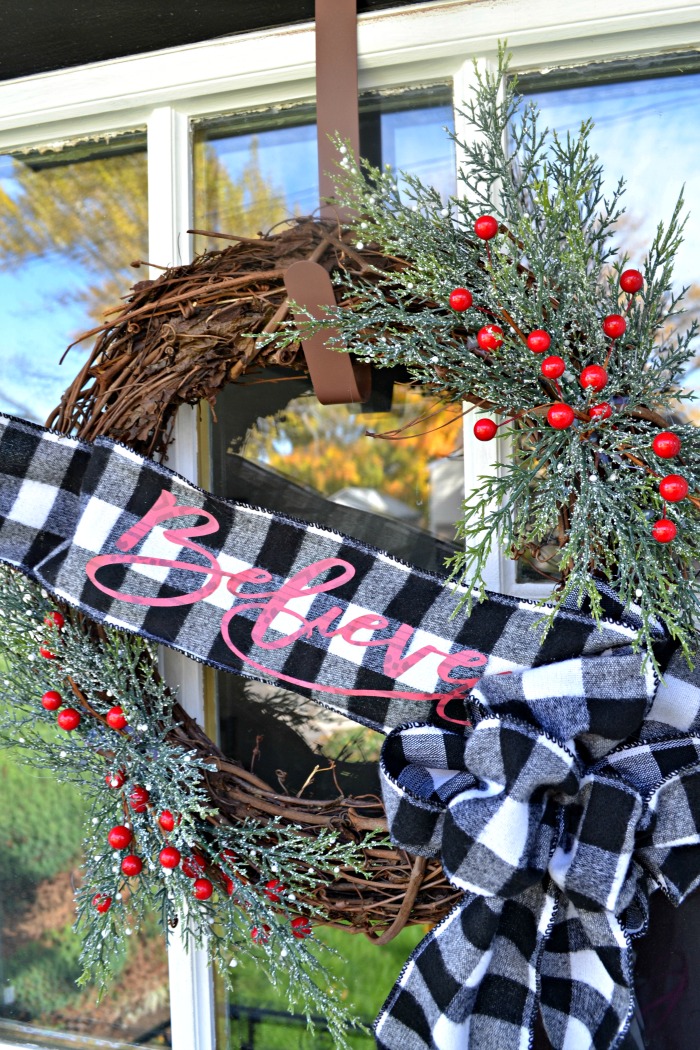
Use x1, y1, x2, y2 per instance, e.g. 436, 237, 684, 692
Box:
1, 0, 699, 147
147, 106, 193, 273
166, 924, 216, 1050
145, 104, 216, 1050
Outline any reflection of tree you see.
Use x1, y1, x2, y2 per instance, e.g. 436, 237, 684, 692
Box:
240, 387, 463, 524
0, 137, 289, 415
0, 151, 148, 322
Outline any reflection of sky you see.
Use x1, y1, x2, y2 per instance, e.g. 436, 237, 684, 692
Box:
526, 74, 700, 290
382, 105, 455, 201
0, 247, 95, 423
207, 104, 456, 218
209, 122, 320, 218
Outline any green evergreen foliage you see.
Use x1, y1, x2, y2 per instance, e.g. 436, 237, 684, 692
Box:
0, 567, 378, 1049
270, 46, 700, 661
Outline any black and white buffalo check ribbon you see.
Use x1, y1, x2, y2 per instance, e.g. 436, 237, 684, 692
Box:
3, 411, 700, 1049
376, 646, 700, 1050
0, 412, 659, 734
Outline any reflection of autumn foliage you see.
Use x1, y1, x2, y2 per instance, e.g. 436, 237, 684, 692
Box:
241, 386, 463, 521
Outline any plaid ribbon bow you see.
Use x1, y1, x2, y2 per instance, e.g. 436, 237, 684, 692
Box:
376, 650, 700, 1050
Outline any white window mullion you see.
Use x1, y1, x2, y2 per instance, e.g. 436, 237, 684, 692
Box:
147, 104, 216, 1050
453, 56, 507, 594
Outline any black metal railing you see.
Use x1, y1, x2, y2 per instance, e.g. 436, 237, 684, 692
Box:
228, 1003, 373, 1050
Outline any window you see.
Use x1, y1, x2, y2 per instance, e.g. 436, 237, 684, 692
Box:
0, 3, 698, 1046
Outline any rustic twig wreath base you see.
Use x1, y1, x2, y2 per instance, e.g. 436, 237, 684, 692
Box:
46, 217, 457, 939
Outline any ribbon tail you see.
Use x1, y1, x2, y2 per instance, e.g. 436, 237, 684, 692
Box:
538, 897, 634, 1049
375, 884, 556, 1050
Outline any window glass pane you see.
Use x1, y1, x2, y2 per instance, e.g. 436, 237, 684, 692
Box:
193, 84, 455, 253
514, 67, 700, 585
199, 90, 457, 1042
522, 68, 700, 404
0, 132, 148, 424
0, 134, 169, 1047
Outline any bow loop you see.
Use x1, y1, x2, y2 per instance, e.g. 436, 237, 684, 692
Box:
548, 774, 644, 914
377, 653, 700, 1050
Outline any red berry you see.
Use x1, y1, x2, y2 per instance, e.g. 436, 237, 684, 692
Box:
653, 432, 681, 459
106, 706, 127, 730
108, 825, 133, 850
41, 690, 62, 711
589, 402, 612, 420
620, 269, 644, 294
477, 325, 503, 351
221, 873, 234, 896
659, 475, 689, 502
474, 215, 499, 240
449, 287, 473, 312
473, 418, 498, 442
220, 849, 247, 884
159, 845, 181, 869
158, 810, 176, 832
251, 924, 271, 944
129, 785, 150, 813
547, 404, 575, 430
193, 877, 213, 901
57, 708, 81, 731
291, 916, 312, 939
105, 770, 126, 789
121, 854, 143, 877
540, 355, 565, 379
92, 893, 112, 913
39, 646, 56, 660
44, 611, 65, 630
652, 519, 677, 543
527, 330, 551, 354
579, 364, 608, 392
182, 851, 207, 879
603, 314, 626, 339
264, 879, 285, 903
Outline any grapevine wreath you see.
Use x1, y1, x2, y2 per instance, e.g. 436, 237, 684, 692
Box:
3, 48, 700, 1050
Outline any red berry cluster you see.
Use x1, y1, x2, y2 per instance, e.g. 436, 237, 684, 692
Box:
448, 215, 499, 321
471, 268, 647, 439
651, 431, 688, 544
471, 268, 646, 441
38, 612, 84, 731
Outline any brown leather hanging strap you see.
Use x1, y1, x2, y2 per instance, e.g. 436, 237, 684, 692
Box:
284, 0, 370, 405
316, 0, 360, 223
285, 260, 371, 405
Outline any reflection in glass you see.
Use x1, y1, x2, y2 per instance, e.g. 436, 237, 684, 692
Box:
211, 373, 463, 797
524, 70, 700, 406
0, 132, 148, 423
193, 85, 455, 253
0, 135, 167, 1046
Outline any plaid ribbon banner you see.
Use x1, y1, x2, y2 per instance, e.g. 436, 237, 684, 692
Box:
0, 412, 652, 733
4, 411, 700, 1049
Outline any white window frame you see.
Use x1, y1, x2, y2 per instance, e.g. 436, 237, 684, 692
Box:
0, 2, 699, 1046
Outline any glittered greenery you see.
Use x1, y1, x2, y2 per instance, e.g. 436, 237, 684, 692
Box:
0, 566, 374, 1048
268, 45, 700, 662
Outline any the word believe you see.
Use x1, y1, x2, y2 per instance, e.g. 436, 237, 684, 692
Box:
86, 490, 486, 721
